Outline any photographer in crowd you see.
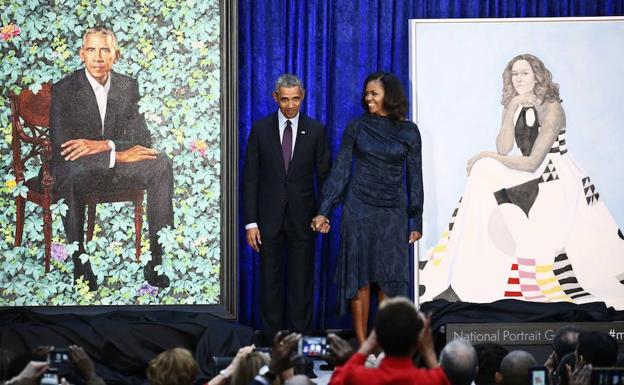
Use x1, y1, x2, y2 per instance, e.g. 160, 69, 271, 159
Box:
1, 345, 104, 385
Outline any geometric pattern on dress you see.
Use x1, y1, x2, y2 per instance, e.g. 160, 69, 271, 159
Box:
428, 228, 449, 267
540, 159, 560, 183
582, 176, 600, 205
504, 263, 522, 298
448, 196, 462, 234
619, 228, 623, 240
494, 179, 540, 218
504, 259, 548, 301
549, 129, 568, 155
617, 272, 624, 285
427, 199, 462, 266
448, 205, 459, 234
553, 252, 592, 300
504, 253, 593, 303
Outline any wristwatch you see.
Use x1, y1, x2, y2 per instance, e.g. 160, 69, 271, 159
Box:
258, 365, 277, 381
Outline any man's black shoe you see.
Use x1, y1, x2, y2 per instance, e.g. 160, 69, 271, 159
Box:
82, 261, 98, 291
144, 262, 170, 288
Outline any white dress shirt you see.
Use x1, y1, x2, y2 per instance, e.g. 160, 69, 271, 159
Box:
277, 109, 299, 157
84, 69, 116, 168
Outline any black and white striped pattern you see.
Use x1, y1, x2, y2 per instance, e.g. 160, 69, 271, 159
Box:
553, 252, 593, 300
549, 129, 568, 155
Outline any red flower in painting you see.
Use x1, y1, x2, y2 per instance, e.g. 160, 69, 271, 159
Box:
1, 24, 21, 41
190, 140, 208, 156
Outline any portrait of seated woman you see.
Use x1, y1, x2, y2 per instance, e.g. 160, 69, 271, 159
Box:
420, 54, 624, 308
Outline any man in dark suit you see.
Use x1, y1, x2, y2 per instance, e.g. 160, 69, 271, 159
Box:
50, 26, 173, 291
243, 74, 330, 341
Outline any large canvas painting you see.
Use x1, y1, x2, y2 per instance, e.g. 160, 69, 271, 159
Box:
409, 17, 624, 308
0, 1, 238, 315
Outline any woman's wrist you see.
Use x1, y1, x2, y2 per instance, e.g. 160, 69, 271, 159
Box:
219, 366, 234, 379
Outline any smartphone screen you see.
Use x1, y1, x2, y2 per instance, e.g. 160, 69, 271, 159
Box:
40, 368, 59, 385
297, 336, 329, 357
529, 366, 548, 385
48, 349, 70, 365
47, 349, 72, 376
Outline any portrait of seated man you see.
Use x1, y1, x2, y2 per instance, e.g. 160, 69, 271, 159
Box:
50, 26, 173, 291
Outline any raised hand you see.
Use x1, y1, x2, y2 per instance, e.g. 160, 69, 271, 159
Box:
269, 331, 301, 375
221, 345, 255, 378
567, 362, 591, 385
69, 345, 97, 381
325, 333, 354, 366
357, 330, 378, 356
417, 312, 438, 368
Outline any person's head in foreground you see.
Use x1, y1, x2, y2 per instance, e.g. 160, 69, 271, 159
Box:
440, 338, 478, 385
474, 343, 509, 385
375, 296, 423, 357
147, 347, 198, 385
495, 350, 536, 385
576, 330, 618, 367
230, 351, 271, 385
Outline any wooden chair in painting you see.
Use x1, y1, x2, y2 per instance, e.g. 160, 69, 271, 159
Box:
9, 82, 145, 272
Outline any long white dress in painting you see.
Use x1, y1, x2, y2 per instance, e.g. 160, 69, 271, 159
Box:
420, 106, 624, 309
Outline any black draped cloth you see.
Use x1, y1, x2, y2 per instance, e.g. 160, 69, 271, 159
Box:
0, 309, 252, 385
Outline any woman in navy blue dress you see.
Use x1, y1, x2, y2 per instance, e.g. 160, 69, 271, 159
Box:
312, 72, 423, 344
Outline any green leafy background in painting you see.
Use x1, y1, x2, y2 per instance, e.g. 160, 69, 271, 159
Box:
0, 0, 221, 306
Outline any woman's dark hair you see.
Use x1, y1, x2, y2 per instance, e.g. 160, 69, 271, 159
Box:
577, 331, 618, 367
474, 343, 509, 384
361, 72, 408, 121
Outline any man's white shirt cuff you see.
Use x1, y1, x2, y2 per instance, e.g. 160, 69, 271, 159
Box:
107, 140, 116, 168
245, 223, 258, 230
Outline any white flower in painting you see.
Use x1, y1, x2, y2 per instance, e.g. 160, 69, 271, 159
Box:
191, 40, 205, 49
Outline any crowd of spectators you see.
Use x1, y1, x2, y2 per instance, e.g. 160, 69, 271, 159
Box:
1, 298, 621, 385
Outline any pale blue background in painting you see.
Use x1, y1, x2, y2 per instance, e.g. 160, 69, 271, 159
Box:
409, 18, 624, 255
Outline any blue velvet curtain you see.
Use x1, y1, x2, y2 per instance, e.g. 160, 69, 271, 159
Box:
237, 0, 624, 330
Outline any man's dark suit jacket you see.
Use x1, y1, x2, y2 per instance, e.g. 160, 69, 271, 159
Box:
243, 112, 331, 239
49, 68, 174, 265
50, 69, 151, 182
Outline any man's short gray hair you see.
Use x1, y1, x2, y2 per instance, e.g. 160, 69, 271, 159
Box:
82, 26, 119, 53
440, 339, 478, 385
274, 74, 304, 93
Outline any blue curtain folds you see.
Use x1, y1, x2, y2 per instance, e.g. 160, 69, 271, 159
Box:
237, 0, 624, 330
